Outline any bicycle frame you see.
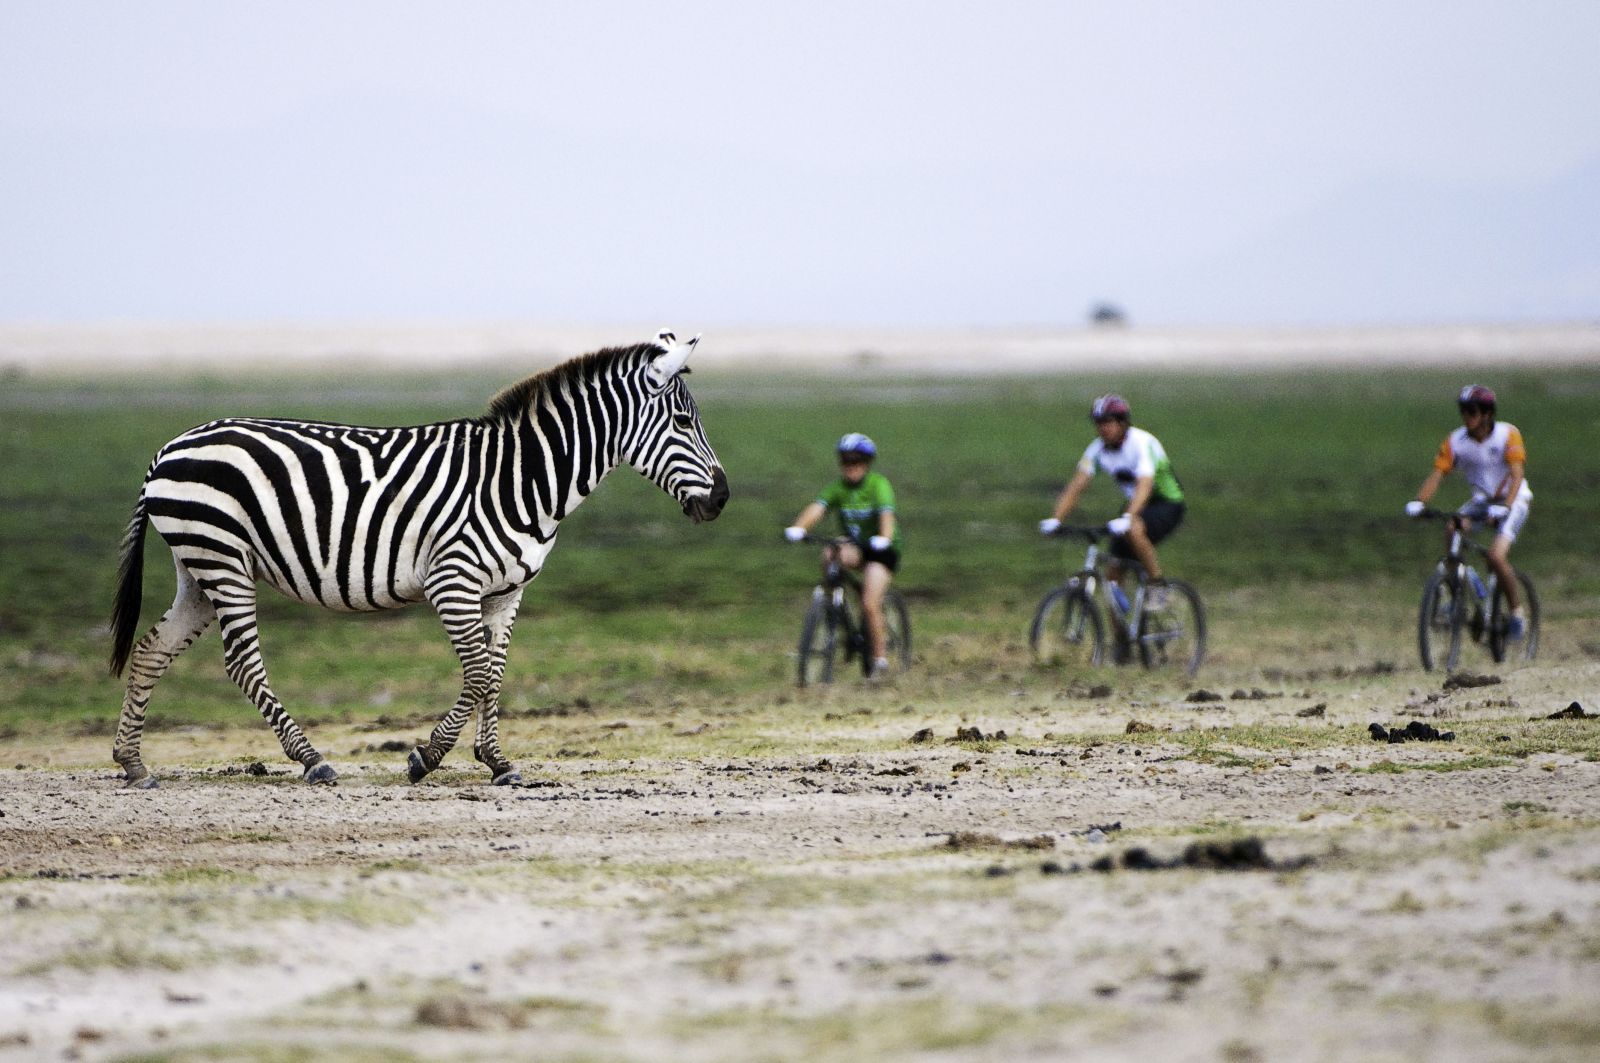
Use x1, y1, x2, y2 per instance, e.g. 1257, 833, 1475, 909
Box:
1058, 530, 1152, 645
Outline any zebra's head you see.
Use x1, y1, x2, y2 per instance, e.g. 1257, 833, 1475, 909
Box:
628, 330, 729, 524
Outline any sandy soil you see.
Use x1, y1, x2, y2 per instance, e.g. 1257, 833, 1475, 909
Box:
2, 661, 1597, 1062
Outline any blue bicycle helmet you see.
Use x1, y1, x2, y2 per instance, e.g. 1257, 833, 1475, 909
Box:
836, 432, 877, 458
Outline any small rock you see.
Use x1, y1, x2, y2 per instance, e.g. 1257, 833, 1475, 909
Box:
1185, 689, 1224, 703
1296, 704, 1327, 718
909, 728, 935, 744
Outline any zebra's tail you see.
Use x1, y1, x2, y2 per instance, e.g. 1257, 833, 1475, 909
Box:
109, 491, 149, 678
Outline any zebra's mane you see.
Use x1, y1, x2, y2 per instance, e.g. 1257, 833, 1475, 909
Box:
483, 343, 656, 422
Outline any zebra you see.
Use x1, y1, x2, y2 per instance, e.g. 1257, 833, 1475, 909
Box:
108, 330, 728, 789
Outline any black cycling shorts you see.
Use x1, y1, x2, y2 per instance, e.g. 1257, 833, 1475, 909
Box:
1109, 500, 1185, 560
861, 543, 901, 573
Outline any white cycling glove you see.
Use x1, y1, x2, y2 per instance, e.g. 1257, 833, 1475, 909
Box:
1038, 517, 1061, 536
1486, 504, 1509, 523
868, 535, 891, 552
1404, 500, 1425, 518
783, 526, 806, 542
1106, 514, 1133, 536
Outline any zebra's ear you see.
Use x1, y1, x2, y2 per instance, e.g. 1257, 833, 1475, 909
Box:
646, 330, 700, 389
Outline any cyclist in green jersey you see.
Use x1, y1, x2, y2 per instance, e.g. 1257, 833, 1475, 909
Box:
785, 433, 902, 678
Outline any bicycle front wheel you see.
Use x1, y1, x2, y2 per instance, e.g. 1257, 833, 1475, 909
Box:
1418, 568, 1464, 672
1136, 579, 1205, 675
798, 595, 838, 687
1488, 571, 1539, 664
882, 590, 913, 675
1030, 586, 1104, 668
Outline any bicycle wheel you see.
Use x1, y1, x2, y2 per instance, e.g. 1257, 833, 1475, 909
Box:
1136, 579, 1205, 675
1488, 571, 1539, 664
797, 594, 837, 687
883, 590, 913, 675
1030, 586, 1104, 668
1418, 568, 1464, 672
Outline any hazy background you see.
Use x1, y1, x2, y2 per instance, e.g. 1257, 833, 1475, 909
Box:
2, 0, 1598, 329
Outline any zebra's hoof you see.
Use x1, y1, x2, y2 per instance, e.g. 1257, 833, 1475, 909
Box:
125, 774, 158, 790
407, 748, 431, 784
491, 770, 522, 786
303, 760, 338, 785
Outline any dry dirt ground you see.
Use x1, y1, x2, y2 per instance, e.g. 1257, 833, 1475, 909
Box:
2, 661, 1599, 1063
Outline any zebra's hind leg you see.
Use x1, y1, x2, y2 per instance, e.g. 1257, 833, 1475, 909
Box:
473, 588, 525, 785
204, 570, 337, 784
411, 579, 494, 783
113, 559, 217, 788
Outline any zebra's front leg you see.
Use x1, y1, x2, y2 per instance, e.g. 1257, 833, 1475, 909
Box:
473, 587, 525, 784
410, 580, 494, 783
113, 560, 216, 788
212, 575, 338, 784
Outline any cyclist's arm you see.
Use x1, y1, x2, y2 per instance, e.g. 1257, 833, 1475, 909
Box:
1125, 475, 1155, 518
1051, 468, 1093, 521
877, 509, 896, 541
1414, 468, 1445, 506
791, 501, 827, 532
1497, 461, 1524, 506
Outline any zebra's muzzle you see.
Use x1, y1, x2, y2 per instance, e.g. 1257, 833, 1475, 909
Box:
682, 467, 730, 523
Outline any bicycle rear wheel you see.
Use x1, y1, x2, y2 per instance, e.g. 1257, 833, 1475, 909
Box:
797, 594, 838, 687
1418, 568, 1464, 672
1488, 571, 1539, 664
1030, 586, 1104, 668
882, 590, 912, 675
1136, 579, 1205, 675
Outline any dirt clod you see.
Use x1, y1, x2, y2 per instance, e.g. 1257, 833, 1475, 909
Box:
1543, 702, 1595, 720
1443, 672, 1501, 690
909, 728, 935, 743
943, 831, 1054, 852
1185, 690, 1224, 703
1369, 721, 1455, 743
1296, 704, 1327, 718
1090, 837, 1309, 873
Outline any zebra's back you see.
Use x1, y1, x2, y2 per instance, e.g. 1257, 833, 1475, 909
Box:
144, 416, 476, 611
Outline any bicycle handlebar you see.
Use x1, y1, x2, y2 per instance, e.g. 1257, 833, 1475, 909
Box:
1044, 524, 1110, 542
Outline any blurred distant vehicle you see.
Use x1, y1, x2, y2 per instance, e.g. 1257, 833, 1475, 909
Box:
1089, 302, 1127, 328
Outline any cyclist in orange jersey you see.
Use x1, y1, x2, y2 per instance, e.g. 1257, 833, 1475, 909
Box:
1405, 385, 1531, 639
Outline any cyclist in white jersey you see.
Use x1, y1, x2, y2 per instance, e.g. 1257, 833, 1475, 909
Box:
1405, 384, 1531, 638
1039, 395, 1185, 607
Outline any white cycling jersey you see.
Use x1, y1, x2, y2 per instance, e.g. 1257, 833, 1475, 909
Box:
1433, 422, 1532, 505
1078, 426, 1184, 503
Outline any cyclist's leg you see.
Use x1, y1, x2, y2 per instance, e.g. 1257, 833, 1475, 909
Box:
1486, 498, 1529, 614
1123, 517, 1163, 583
822, 541, 861, 577
860, 561, 892, 663
1130, 501, 1185, 586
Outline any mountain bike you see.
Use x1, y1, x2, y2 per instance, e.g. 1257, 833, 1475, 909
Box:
790, 535, 911, 686
1030, 524, 1205, 676
1415, 508, 1539, 672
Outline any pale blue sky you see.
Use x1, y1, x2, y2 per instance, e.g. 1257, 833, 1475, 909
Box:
2, 1, 1597, 327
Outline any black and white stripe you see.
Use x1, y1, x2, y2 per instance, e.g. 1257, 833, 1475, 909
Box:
109, 332, 727, 787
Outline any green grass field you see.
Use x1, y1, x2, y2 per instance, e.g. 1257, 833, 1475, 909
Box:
3, 363, 1597, 734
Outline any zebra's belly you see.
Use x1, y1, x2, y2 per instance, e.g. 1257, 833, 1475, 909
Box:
256, 563, 424, 612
